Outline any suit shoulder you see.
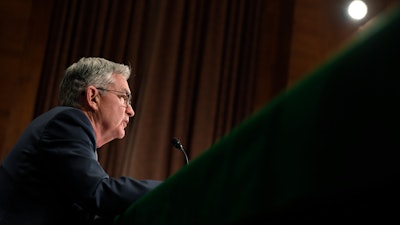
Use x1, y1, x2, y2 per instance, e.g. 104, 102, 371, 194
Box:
36, 107, 94, 141
40, 107, 91, 127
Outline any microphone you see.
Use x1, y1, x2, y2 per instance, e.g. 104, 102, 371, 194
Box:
171, 137, 189, 165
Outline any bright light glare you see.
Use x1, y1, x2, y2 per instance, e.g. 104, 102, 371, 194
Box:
348, 0, 368, 20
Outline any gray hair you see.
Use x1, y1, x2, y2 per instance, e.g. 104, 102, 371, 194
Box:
59, 57, 131, 107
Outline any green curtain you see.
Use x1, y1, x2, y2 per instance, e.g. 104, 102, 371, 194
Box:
115, 5, 400, 224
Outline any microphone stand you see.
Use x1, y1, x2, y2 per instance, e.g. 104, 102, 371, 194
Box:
171, 137, 189, 165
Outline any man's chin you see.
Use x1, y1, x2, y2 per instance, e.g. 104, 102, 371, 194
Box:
117, 130, 126, 139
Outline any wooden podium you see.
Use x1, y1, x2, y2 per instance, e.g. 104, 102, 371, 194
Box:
115, 5, 400, 224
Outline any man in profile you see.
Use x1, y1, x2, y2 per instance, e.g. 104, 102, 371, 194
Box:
0, 57, 161, 225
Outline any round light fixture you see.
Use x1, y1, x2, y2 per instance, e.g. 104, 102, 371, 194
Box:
348, 0, 368, 20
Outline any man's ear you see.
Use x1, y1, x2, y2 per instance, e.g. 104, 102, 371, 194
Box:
85, 86, 100, 110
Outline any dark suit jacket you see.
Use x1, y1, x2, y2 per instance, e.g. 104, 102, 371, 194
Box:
0, 107, 161, 225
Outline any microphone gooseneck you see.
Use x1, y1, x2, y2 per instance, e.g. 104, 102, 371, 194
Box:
171, 137, 189, 165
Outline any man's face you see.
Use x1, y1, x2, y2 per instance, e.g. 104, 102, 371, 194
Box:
96, 73, 135, 142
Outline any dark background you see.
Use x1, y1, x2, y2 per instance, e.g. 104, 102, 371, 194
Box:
0, 0, 398, 180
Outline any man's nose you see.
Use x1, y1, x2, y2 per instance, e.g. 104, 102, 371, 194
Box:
126, 105, 135, 117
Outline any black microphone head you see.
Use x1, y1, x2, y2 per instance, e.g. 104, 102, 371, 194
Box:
171, 137, 182, 149
170, 137, 189, 165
